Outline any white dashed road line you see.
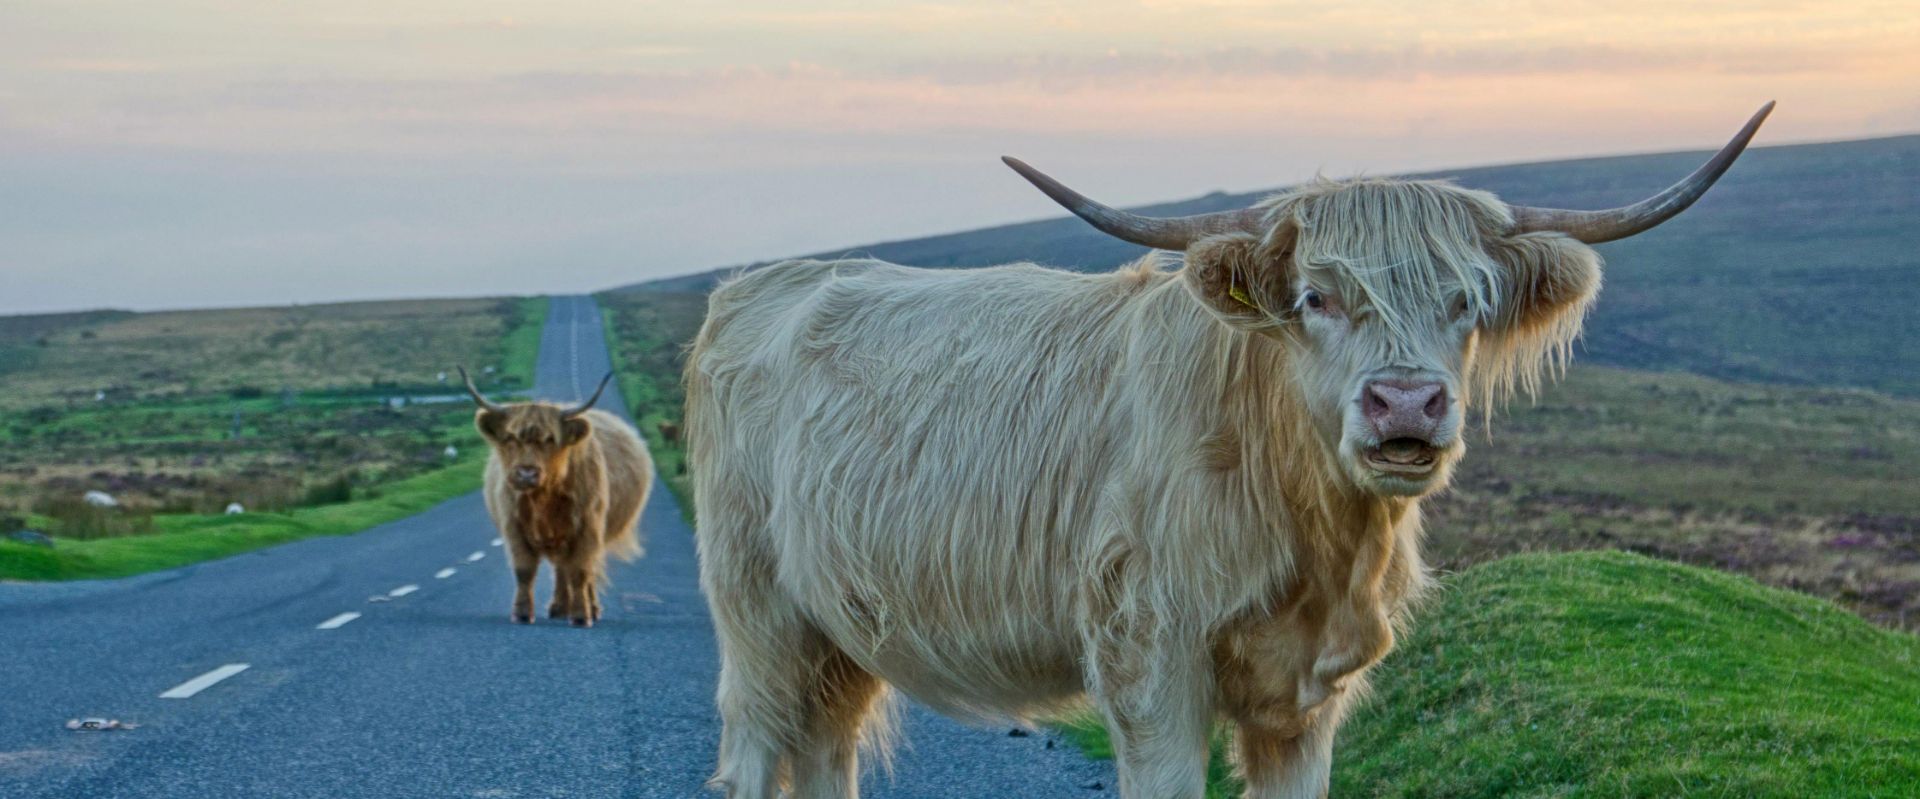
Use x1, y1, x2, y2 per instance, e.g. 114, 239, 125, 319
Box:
388, 584, 420, 598
491, 538, 503, 547
435, 567, 456, 579
316, 612, 362, 630
159, 664, 250, 699
466, 551, 485, 562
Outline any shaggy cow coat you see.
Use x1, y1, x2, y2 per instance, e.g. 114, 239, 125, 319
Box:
687, 177, 1605, 798
479, 405, 653, 627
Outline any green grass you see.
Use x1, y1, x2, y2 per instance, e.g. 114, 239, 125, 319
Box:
0, 456, 484, 581
497, 296, 548, 388
0, 295, 550, 581
1058, 551, 1920, 798
598, 291, 706, 517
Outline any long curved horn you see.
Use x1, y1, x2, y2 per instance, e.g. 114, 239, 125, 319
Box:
562, 372, 614, 419
1511, 102, 1774, 243
458, 367, 504, 413
1002, 156, 1265, 251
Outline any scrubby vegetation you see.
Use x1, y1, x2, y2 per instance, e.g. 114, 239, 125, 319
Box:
0, 297, 546, 580
599, 291, 706, 512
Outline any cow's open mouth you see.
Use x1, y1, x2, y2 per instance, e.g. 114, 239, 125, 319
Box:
1365, 438, 1438, 475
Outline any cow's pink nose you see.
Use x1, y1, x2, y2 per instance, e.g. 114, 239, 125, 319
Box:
1363, 380, 1448, 440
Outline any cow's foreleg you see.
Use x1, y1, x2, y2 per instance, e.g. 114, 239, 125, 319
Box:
1234, 691, 1350, 799
565, 533, 603, 627
507, 540, 538, 624
1090, 648, 1213, 799
553, 561, 592, 628
548, 562, 574, 620
581, 554, 605, 622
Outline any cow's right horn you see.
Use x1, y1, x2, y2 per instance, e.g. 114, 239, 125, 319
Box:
1509, 102, 1774, 243
1002, 156, 1265, 251
458, 367, 505, 413
561, 372, 614, 419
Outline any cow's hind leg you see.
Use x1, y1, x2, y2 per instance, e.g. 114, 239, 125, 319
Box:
711, 613, 885, 799
548, 560, 573, 620
709, 614, 796, 799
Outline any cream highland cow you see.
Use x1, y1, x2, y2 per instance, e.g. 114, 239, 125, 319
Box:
686, 104, 1774, 798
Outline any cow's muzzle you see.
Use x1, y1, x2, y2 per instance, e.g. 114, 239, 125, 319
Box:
509, 465, 543, 489
1357, 377, 1454, 478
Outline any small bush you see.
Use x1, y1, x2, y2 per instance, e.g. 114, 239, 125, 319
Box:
301, 471, 357, 506
35, 495, 155, 540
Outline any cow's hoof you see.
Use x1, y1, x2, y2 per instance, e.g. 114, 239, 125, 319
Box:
511, 613, 533, 624
571, 617, 592, 628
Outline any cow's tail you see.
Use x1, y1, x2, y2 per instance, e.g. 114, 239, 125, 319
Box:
605, 504, 646, 564
607, 526, 644, 564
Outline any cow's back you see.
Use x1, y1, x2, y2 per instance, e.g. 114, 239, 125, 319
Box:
687, 258, 1167, 713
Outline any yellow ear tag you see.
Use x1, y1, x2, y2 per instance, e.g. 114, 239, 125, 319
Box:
1228, 277, 1256, 311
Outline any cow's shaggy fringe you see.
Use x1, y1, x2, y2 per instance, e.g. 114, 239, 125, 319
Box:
1258, 177, 1599, 416
686, 177, 1599, 797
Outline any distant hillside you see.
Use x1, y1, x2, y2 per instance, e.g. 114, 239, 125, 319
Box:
615, 134, 1920, 397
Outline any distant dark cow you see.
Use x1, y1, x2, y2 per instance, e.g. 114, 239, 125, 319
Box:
461, 368, 653, 627
658, 420, 681, 445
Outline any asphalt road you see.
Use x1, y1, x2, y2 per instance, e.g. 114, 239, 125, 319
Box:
0, 296, 1115, 798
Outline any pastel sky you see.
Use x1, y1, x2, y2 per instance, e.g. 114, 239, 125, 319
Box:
3, 1, 1916, 314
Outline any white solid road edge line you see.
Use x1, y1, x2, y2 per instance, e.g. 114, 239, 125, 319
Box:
159, 663, 250, 699
435, 567, 457, 579
316, 612, 362, 630
388, 584, 420, 598
466, 551, 485, 562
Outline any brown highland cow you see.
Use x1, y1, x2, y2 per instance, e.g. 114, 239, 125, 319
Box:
461, 368, 653, 627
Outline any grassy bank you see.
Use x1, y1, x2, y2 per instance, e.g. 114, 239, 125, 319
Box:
0, 457, 484, 581
0, 296, 549, 582
1059, 551, 1920, 797
598, 291, 706, 516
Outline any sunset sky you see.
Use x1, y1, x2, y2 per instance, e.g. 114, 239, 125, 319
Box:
3, 1, 1916, 313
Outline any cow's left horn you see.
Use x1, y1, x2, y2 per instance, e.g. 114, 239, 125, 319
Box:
1002, 156, 1265, 251
458, 367, 505, 413
1510, 101, 1774, 244
562, 372, 614, 418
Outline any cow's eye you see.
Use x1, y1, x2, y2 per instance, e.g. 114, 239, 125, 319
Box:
1302, 290, 1325, 311
1450, 296, 1470, 321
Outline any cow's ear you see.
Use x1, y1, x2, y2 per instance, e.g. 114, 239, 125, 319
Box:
1182, 231, 1293, 330
475, 409, 505, 440
562, 417, 592, 446
1486, 233, 1600, 341
1475, 233, 1602, 401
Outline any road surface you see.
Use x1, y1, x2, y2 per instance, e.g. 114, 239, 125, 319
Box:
0, 296, 1115, 798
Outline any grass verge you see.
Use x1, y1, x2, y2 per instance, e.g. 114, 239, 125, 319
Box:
1057, 551, 1920, 798
0, 296, 548, 582
598, 291, 706, 519
0, 457, 484, 581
